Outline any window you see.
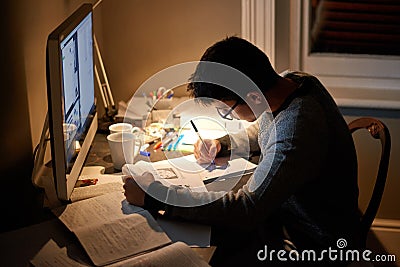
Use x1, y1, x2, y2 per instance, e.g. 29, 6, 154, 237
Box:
242, 0, 400, 109
310, 0, 400, 56
299, 0, 400, 106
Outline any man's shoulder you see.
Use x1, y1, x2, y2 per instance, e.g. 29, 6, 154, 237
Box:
281, 70, 323, 89
281, 70, 313, 79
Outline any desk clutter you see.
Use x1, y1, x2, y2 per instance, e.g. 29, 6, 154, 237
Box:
106, 120, 195, 156
116, 91, 189, 129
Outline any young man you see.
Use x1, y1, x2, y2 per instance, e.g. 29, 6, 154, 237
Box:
123, 37, 359, 266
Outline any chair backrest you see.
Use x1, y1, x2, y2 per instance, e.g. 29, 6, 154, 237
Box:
348, 117, 391, 247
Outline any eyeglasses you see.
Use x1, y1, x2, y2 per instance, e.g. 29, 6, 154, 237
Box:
216, 100, 240, 120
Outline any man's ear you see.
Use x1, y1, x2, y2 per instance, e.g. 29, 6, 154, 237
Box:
246, 92, 263, 105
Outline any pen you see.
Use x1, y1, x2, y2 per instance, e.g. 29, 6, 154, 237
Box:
140, 143, 149, 151
153, 140, 162, 150
166, 142, 172, 151
162, 133, 178, 151
190, 120, 215, 165
140, 151, 151, 156
167, 90, 174, 99
172, 134, 184, 151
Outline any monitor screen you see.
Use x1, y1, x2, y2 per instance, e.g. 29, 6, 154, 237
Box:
59, 10, 94, 165
47, 3, 97, 201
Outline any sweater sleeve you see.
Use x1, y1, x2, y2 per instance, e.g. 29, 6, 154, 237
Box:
217, 119, 261, 158
144, 102, 328, 230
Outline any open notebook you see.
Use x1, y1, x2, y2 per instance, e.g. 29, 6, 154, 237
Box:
123, 154, 257, 188
50, 192, 210, 266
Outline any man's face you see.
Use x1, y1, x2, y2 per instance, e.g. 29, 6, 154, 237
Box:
217, 100, 257, 122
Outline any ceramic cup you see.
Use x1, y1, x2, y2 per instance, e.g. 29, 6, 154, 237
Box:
109, 123, 134, 134
63, 123, 77, 156
107, 132, 136, 170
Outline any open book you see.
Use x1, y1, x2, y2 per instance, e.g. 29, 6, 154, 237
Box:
51, 192, 209, 266
123, 154, 257, 186
68, 172, 212, 248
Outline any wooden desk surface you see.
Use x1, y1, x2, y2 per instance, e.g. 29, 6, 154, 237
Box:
0, 133, 222, 266
0, 219, 76, 266
84, 133, 191, 173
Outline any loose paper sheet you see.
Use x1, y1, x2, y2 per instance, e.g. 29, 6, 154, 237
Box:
70, 182, 123, 202
75, 213, 170, 266
70, 174, 125, 202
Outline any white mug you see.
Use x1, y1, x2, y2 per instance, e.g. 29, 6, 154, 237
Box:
63, 123, 77, 156
109, 123, 134, 134
107, 132, 136, 170
107, 131, 144, 170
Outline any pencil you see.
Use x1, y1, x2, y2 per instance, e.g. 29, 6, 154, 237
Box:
190, 120, 215, 165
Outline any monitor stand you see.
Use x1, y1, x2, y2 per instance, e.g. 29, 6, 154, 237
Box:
31, 112, 62, 208
31, 112, 102, 208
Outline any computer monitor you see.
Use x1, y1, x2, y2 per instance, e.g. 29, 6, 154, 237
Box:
46, 3, 97, 201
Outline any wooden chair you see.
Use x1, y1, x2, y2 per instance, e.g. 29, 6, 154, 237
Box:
348, 117, 391, 248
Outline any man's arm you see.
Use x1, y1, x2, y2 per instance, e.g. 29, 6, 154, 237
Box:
217, 120, 261, 158
143, 105, 328, 230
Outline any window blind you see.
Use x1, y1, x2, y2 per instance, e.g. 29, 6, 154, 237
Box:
310, 0, 400, 56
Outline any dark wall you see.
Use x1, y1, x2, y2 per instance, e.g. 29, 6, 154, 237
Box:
0, 0, 98, 233
0, 1, 39, 233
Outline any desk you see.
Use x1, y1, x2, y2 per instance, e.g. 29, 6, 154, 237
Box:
0, 219, 79, 266
0, 133, 225, 266
83, 133, 191, 173
84, 133, 252, 192
0, 131, 255, 265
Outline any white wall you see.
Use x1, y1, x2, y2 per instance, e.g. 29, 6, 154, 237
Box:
96, 0, 241, 115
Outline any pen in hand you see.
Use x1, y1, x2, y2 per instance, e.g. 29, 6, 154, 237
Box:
190, 120, 215, 165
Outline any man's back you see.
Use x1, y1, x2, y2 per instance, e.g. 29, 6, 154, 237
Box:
276, 72, 359, 251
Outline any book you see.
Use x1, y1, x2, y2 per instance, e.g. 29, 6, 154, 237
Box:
51, 191, 209, 266
123, 154, 257, 186
68, 172, 212, 249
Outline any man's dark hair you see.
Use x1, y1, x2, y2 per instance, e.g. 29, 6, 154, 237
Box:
187, 36, 279, 103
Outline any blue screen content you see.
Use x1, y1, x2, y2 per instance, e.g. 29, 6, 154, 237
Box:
60, 12, 94, 166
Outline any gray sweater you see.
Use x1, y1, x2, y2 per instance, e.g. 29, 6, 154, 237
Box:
144, 71, 359, 264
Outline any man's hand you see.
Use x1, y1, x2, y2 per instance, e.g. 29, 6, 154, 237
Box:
193, 139, 221, 164
123, 172, 155, 206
